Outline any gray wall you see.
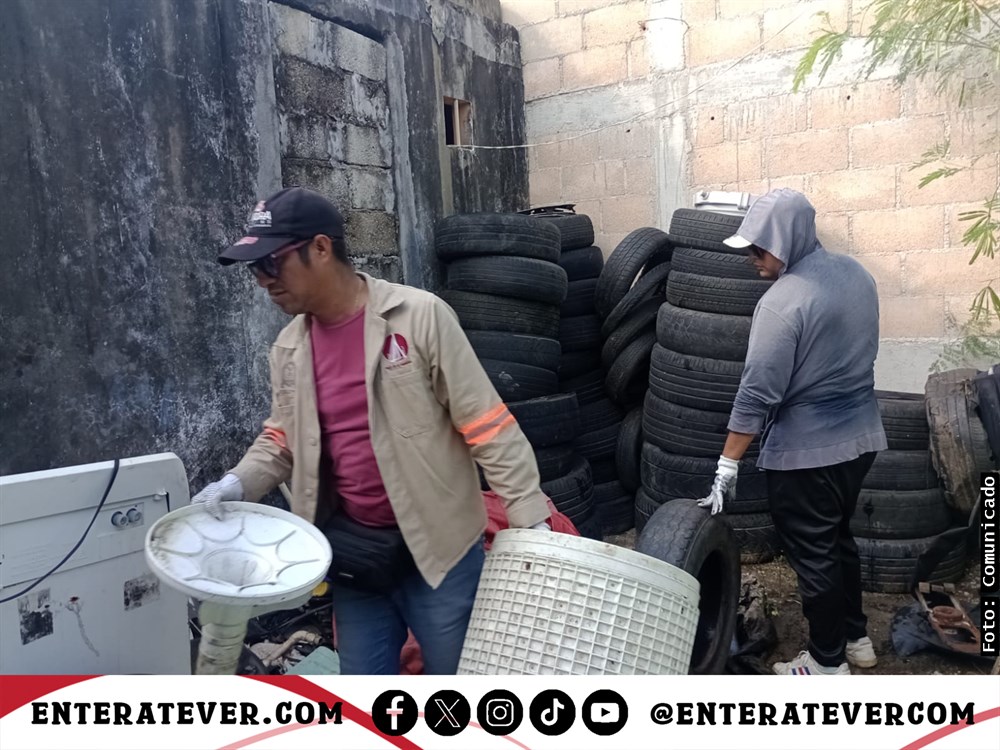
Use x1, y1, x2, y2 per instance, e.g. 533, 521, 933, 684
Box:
0, 0, 527, 489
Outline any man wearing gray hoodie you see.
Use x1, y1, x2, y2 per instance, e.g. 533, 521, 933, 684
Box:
697, 188, 888, 675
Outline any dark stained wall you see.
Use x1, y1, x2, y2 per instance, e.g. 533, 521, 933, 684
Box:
0, 0, 528, 490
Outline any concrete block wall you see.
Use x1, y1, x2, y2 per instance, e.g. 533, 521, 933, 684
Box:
503, 0, 999, 391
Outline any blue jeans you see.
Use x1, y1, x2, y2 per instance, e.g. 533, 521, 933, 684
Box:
331, 540, 485, 675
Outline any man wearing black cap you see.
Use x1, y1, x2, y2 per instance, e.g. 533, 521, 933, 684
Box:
192, 186, 551, 674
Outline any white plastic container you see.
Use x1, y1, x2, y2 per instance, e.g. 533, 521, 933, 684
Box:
458, 529, 700, 675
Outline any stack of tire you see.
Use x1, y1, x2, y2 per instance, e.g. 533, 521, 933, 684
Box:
434, 213, 601, 539
850, 389, 967, 593
638, 209, 779, 565
589, 228, 676, 535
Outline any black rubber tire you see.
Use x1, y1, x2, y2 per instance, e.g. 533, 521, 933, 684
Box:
863, 450, 939, 491
558, 349, 602, 379
850, 487, 951, 539
507, 393, 580, 448
559, 314, 602, 353
479, 359, 558, 402
973, 369, 1000, 463
599, 263, 671, 338
589, 457, 619, 484
595, 228, 674, 318
534, 445, 577, 482
446, 256, 568, 304
600, 297, 662, 370
634, 489, 665, 534
666, 271, 771, 316
616, 407, 643, 494
636, 498, 741, 675
605, 330, 655, 408
464, 331, 561, 372
536, 212, 595, 251
579, 398, 625, 434
575, 422, 621, 463
574, 513, 604, 541
559, 245, 604, 281
719, 512, 780, 564
440, 290, 560, 338
671, 246, 761, 280
857, 534, 967, 593
436, 213, 560, 262
656, 302, 752, 360
648, 344, 744, 413
592, 480, 635, 534
640, 442, 769, 513
561, 278, 598, 317
668, 209, 745, 253
643, 392, 759, 459
878, 397, 930, 450
559, 370, 606, 406
541, 456, 594, 519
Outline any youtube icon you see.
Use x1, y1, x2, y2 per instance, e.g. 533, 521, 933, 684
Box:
582, 689, 628, 735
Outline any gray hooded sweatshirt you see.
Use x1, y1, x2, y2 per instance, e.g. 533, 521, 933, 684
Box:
728, 189, 887, 470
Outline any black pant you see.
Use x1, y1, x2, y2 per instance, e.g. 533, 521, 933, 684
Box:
767, 452, 877, 667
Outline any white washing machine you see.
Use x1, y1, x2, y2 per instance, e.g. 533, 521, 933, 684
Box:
0, 453, 191, 674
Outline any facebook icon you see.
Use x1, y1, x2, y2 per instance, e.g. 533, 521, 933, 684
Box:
372, 690, 418, 736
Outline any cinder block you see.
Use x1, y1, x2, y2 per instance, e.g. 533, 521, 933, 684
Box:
562, 163, 603, 200
693, 106, 724, 147
719, 0, 795, 18
624, 157, 654, 194
502, 0, 557, 27
854, 253, 902, 296
810, 80, 901, 127
688, 16, 760, 67
349, 167, 394, 212
560, 0, 629, 16
903, 249, 999, 296
816, 211, 850, 252
851, 206, 945, 255
520, 16, 584, 62
720, 178, 769, 195
762, 0, 849, 53
347, 75, 390, 129
529, 168, 562, 205
627, 38, 649, 79
770, 176, 806, 194
270, 4, 385, 81
282, 116, 344, 162
681, 0, 717, 22
560, 131, 600, 165
944, 294, 992, 329
692, 140, 762, 185
947, 201, 990, 248
767, 129, 848, 176
851, 117, 946, 168
900, 164, 997, 207
330, 24, 387, 81
276, 58, 348, 116
901, 79, 950, 116
602, 194, 656, 232
879, 296, 946, 338
725, 94, 808, 140
523, 58, 562, 100
345, 210, 397, 255
528, 140, 562, 171
344, 124, 390, 168
583, 2, 646, 48
597, 232, 628, 256
561, 44, 628, 91
851, 0, 880, 36
598, 122, 653, 160
805, 167, 896, 212
352, 253, 402, 283
947, 107, 998, 158
283, 160, 350, 208
604, 159, 626, 195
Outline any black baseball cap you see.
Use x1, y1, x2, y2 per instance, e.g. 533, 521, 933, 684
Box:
218, 186, 345, 265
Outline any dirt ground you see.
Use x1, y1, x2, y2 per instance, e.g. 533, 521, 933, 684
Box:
605, 529, 992, 676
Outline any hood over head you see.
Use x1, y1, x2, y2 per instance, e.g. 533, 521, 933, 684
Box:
723, 188, 820, 276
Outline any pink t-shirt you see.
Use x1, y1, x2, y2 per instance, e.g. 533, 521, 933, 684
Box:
309, 308, 396, 528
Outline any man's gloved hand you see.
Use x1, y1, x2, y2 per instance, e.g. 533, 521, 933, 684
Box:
697, 456, 739, 515
529, 520, 551, 531
190, 473, 244, 520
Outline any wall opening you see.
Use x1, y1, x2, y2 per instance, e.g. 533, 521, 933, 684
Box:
443, 96, 472, 145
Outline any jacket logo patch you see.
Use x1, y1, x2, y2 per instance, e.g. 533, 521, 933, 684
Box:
382, 333, 410, 368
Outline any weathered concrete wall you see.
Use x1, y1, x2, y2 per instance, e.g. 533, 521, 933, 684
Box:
0, 0, 285, 489
503, 0, 999, 392
0, 0, 528, 484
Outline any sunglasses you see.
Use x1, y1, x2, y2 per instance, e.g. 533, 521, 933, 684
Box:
247, 239, 311, 279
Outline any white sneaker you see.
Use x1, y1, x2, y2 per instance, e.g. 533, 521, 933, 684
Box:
772, 650, 851, 675
846, 637, 878, 668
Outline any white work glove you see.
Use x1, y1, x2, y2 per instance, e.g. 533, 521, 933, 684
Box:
530, 521, 551, 531
190, 473, 244, 520
697, 456, 739, 515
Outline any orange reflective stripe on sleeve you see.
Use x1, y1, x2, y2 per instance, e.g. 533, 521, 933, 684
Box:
458, 403, 515, 446
262, 427, 288, 450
